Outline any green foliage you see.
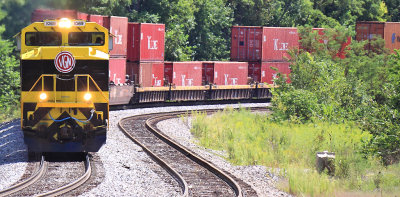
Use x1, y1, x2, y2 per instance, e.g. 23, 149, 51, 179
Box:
285, 166, 337, 196
272, 89, 320, 122
0, 0, 29, 39
229, 0, 388, 27
158, 0, 197, 61
272, 25, 400, 164
385, 0, 400, 21
190, 108, 400, 195
229, 0, 273, 26
190, 0, 233, 60
0, 38, 20, 121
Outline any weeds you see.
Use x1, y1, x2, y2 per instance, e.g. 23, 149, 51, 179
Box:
190, 108, 400, 196
0, 105, 19, 122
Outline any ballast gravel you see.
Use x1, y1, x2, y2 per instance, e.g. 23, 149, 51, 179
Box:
0, 120, 28, 191
157, 117, 291, 197
0, 103, 289, 196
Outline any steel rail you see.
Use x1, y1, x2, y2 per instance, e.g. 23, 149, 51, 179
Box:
146, 112, 243, 197
118, 107, 266, 196
0, 155, 47, 197
118, 117, 189, 197
35, 154, 91, 197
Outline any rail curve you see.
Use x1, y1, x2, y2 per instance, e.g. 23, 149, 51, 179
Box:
0, 155, 47, 197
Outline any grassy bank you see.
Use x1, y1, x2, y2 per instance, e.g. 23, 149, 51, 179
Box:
189, 108, 400, 196
0, 105, 19, 122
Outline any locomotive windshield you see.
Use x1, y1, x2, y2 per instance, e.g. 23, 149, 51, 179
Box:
68, 32, 105, 46
25, 32, 62, 46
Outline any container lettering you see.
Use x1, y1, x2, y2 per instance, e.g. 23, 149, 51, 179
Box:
147, 36, 158, 50
273, 39, 289, 51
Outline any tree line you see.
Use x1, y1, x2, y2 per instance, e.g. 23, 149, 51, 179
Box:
0, 0, 399, 61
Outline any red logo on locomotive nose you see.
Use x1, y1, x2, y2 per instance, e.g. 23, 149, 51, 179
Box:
54, 51, 76, 73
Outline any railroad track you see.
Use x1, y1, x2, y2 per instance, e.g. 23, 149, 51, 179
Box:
0, 154, 47, 197
119, 108, 264, 196
1, 153, 91, 197
36, 154, 91, 197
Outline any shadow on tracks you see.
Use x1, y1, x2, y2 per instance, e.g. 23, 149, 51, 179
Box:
0, 119, 28, 165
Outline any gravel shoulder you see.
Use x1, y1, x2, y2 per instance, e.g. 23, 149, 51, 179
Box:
0, 120, 28, 191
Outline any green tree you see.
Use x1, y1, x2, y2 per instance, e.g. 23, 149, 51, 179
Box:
0, 0, 31, 39
157, 0, 197, 61
229, 0, 272, 26
384, 0, 400, 21
0, 1, 20, 118
0, 39, 19, 110
190, 0, 233, 60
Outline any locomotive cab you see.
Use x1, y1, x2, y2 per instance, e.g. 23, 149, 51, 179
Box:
19, 18, 110, 152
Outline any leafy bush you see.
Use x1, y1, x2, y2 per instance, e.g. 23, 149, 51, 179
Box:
271, 26, 400, 163
0, 38, 20, 122
272, 89, 319, 122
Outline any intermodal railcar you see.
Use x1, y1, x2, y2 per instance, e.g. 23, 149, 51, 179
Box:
17, 18, 111, 152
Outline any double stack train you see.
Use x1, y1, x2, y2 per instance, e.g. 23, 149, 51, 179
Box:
19, 9, 400, 152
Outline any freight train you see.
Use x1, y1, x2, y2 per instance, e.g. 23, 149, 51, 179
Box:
26, 10, 354, 107
17, 18, 110, 152
18, 9, 400, 153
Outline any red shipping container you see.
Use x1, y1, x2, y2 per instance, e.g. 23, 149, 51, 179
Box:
88, 14, 104, 26
202, 62, 248, 85
356, 21, 400, 53
78, 12, 88, 21
31, 9, 88, 22
127, 23, 165, 62
262, 27, 299, 61
164, 62, 202, 86
213, 62, 248, 85
248, 62, 291, 84
109, 58, 127, 85
231, 26, 299, 62
103, 16, 128, 57
126, 62, 164, 87
231, 26, 263, 61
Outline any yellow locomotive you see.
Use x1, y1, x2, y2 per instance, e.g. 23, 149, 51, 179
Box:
17, 18, 111, 152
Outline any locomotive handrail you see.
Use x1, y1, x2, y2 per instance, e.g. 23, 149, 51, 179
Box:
74, 74, 109, 102
28, 74, 56, 92
27, 74, 109, 103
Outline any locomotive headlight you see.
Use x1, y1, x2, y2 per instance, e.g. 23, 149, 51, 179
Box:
58, 18, 72, 28
84, 92, 92, 101
39, 92, 47, 100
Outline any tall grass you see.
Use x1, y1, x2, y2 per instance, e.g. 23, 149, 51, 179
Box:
190, 108, 400, 196
0, 105, 20, 122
